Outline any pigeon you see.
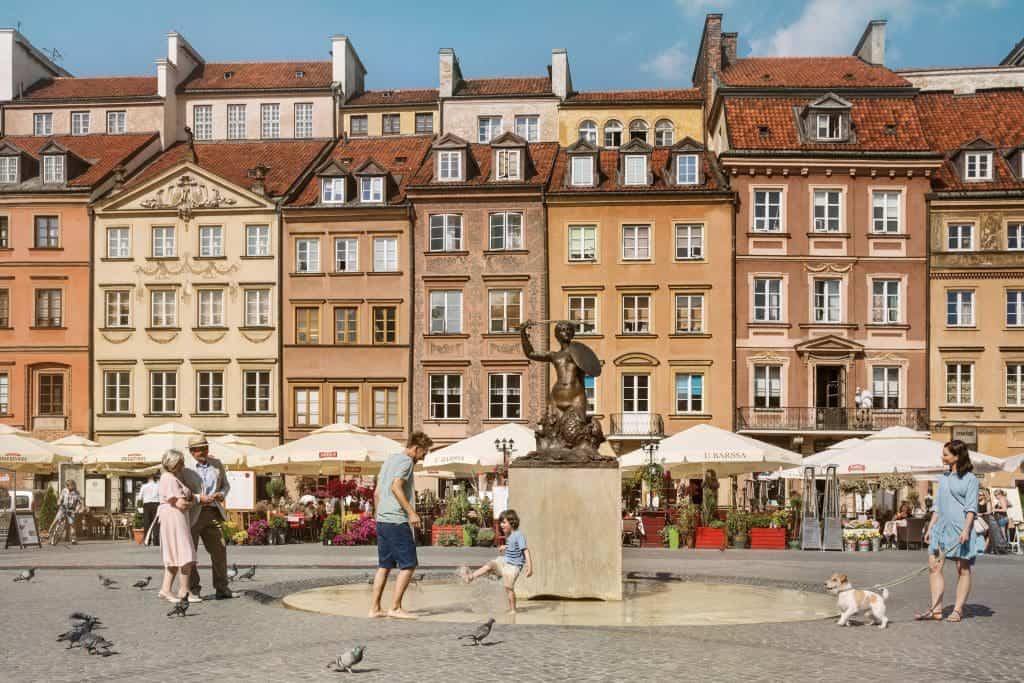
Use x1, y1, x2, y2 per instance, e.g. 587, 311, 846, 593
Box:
79, 632, 115, 656
132, 577, 152, 590
98, 575, 118, 589
458, 618, 495, 646
227, 563, 239, 582
57, 623, 94, 647
167, 597, 189, 618
327, 646, 365, 673
13, 568, 35, 582
239, 565, 256, 581
70, 611, 102, 626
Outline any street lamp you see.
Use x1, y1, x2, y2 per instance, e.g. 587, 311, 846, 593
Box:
641, 439, 661, 510
494, 438, 516, 485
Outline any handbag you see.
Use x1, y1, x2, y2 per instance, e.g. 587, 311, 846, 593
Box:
973, 517, 989, 534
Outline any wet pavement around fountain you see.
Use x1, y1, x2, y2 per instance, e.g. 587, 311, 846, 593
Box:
2, 542, 1022, 682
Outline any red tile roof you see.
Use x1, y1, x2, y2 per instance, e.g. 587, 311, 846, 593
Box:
181, 61, 332, 91
0, 133, 157, 188
288, 135, 434, 205
20, 76, 158, 100
408, 141, 558, 188
547, 148, 723, 193
125, 139, 329, 197
454, 77, 552, 97
721, 57, 911, 89
345, 89, 439, 107
723, 97, 930, 152
565, 89, 702, 105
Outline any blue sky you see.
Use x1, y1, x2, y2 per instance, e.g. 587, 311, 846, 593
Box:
3, 1, 1022, 90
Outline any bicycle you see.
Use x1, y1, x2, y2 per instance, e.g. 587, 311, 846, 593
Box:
49, 513, 68, 545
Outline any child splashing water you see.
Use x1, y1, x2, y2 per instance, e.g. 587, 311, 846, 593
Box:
458, 509, 533, 614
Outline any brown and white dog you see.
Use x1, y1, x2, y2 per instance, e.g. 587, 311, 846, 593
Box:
825, 573, 889, 628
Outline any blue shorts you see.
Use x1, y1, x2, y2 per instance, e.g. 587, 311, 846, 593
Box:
376, 522, 418, 570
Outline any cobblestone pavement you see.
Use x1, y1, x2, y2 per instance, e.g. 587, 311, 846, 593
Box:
2, 542, 1021, 682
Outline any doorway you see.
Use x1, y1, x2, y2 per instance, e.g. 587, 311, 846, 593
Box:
814, 365, 846, 429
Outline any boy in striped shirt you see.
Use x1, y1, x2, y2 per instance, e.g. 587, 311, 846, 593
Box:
458, 509, 533, 613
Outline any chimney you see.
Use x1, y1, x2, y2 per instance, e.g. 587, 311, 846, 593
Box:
111, 164, 127, 192
247, 163, 269, 196
722, 32, 738, 69
551, 48, 572, 100
0, 28, 71, 103
854, 20, 886, 66
692, 13, 723, 100
439, 48, 462, 98
331, 35, 366, 102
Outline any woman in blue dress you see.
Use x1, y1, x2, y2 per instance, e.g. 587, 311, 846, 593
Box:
917, 440, 984, 622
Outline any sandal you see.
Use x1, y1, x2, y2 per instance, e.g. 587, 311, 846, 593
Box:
914, 609, 943, 621
946, 609, 962, 623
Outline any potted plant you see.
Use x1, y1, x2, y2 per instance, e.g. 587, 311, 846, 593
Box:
462, 522, 479, 547
268, 515, 288, 545
431, 488, 470, 545
857, 532, 872, 552
476, 527, 496, 547
659, 524, 681, 549
131, 511, 146, 544
675, 499, 698, 548
696, 519, 727, 549
437, 532, 461, 547
870, 529, 882, 552
726, 508, 749, 548
37, 487, 59, 539
843, 531, 858, 552
321, 513, 342, 545
265, 478, 286, 507
748, 511, 786, 549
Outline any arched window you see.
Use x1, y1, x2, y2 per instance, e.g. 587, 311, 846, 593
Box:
628, 119, 649, 143
655, 119, 675, 146
603, 119, 623, 148
578, 120, 597, 145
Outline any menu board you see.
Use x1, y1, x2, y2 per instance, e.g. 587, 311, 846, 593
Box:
85, 478, 107, 508
225, 470, 255, 511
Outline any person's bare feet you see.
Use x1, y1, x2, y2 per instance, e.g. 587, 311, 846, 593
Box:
367, 609, 386, 618
387, 608, 418, 619
456, 566, 472, 583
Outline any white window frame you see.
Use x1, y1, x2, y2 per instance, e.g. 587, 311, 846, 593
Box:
71, 111, 90, 135
349, 115, 368, 136
334, 237, 358, 273
243, 370, 272, 414
812, 189, 842, 232
567, 294, 597, 334
198, 225, 223, 258
871, 366, 900, 410
964, 151, 993, 181
150, 371, 177, 415
244, 289, 271, 327
675, 373, 704, 413
373, 386, 400, 427
676, 154, 698, 185
295, 238, 321, 273
621, 224, 651, 260
478, 116, 502, 143
151, 226, 176, 258
106, 227, 130, 258
489, 212, 523, 250
0, 374, 8, 414
872, 190, 901, 233
42, 155, 65, 184
227, 104, 246, 139
488, 289, 521, 333
429, 290, 462, 334
438, 150, 462, 181
570, 155, 594, 186
752, 189, 783, 232
294, 387, 321, 426
1007, 289, 1024, 327
360, 176, 384, 203
624, 155, 647, 185
753, 365, 782, 409
655, 119, 675, 146
753, 277, 782, 322
813, 278, 842, 323
495, 149, 521, 181
947, 223, 973, 251
294, 102, 313, 138
0, 156, 17, 184
197, 289, 224, 328
621, 294, 651, 334
150, 290, 177, 328
33, 113, 53, 136
193, 105, 213, 140
514, 115, 539, 142
568, 225, 597, 261
429, 214, 462, 252
246, 225, 270, 257
321, 177, 345, 204
488, 373, 522, 419
871, 279, 901, 324
429, 374, 462, 419
106, 111, 126, 134
334, 387, 360, 425
1007, 363, 1024, 406
103, 371, 131, 414
261, 103, 281, 139
945, 363, 974, 406
621, 373, 650, 413
674, 294, 704, 333
603, 120, 623, 148
1009, 222, 1024, 251
196, 370, 225, 414
674, 224, 704, 260
578, 120, 597, 145
373, 236, 398, 272
946, 290, 975, 327
816, 113, 842, 141
104, 290, 131, 328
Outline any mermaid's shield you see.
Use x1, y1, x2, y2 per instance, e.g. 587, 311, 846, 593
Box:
568, 341, 602, 377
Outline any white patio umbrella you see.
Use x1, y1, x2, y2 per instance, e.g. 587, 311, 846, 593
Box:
87, 422, 247, 471
250, 422, 403, 476
777, 437, 864, 479
49, 435, 101, 464
421, 423, 536, 474
1001, 453, 1024, 474
618, 424, 802, 477
0, 424, 70, 472
205, 434, 265, 468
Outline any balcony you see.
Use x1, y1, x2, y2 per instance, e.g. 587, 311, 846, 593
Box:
736, 407, 927, 433
608, 413, 665, 440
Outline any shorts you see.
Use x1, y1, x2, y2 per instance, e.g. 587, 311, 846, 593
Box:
486, 556, 522, 589
376, 522, 418, 570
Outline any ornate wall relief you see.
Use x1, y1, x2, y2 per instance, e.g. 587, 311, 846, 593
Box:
139, 174, 238, 221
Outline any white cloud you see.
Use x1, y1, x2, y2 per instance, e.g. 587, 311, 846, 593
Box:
641, 42, 692, 81
748, 0, 914, 56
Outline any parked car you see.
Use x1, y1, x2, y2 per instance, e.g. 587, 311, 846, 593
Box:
4, 490, 37, 511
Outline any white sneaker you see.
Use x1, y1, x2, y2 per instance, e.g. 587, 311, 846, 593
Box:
187, 593, 204, 603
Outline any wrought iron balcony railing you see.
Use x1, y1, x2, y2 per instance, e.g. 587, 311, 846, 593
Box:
735, 407, 928, 432
608, 413, 665, 438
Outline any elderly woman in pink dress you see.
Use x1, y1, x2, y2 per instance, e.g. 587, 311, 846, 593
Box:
157, 449, 198, 602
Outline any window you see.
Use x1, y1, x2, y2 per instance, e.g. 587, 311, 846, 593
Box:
382, 113, 400, 135
197, 289, 224, 327
753, 278, 782, 322
0, 216, 6, 248
151, 226, 176, 257
373, 237, 398, 272
429, 290, 462, 334
622, 294, 650, 334
438, 150, 462, 180
674, 294, 704, 333
675, 374, 704, 413
34, 289, 61, 327
947, 224, 973, 251
584, 376, 596, 414
872, 191, 901, 233
489, 212, 523, 250
105, 290, 130, 327
244, 370, 271, 413
753, 190, 782, 232
295, 307, 320, 343
964, 152, 992, 181
812, 189, 841, 232
106, 111, 126, 134
570, 155, 593, 186
871, 280, 901, 324
71, 111, 90, 135
103, 371, 130, 413
373, 387, 400, 427
294, 388, 320, 425
415, 113, 433, 134
38, 374, 64, 415
624, 155, 647, 185
1007, 364, 1024, 406
622, 374, 649, 413
334, 387, 359, 425
674, 224, 703, 260
246, 225, 270, 256
0, 373, 7, 413
514, 115, 539, 142
106, 227, 129, 258
198, 225, 223, 257
43, 155, 64, 183
373, 306, 397, 343
334, 307, 357, 344
816, 113, 841, 140
568, 225, 596, 260
489, 373, 521, 419
34, 216, 59, 248
628, 119, 648, 143
429, 214, 462, 251
621, 224, 650, 260
294, 103, 313, 138
150, 371, 177, 414
295, 238, 320, 272
568, 295, 597, 334
0, 157, 16, 183
261, 104, 280, 138
350, 115, 368, 136
334, 237, 358, 272
193, 105, 213, 140
321, 177, 345, 203
1007, 289, 1024, 327
946, 363, 973, 405
1010, 223, 1024, 250
946, 290, 974, 327
430, 374, 462, 419
676, 154, 698, 185
196, 371, 224, 413
813, 279, 841, 323
578, 120, 597, 144
654, 119, 675, 146
150, 290, 176, 328
754, 365, 782, 408
603, 120, 623, 147
872, 366, 899, 410
488, 290, 521, 333
0, 289, 8, 327
360, 176, 384, 203
496, 149, 521, 180
34, 113, 53, 136
478, 116, 502, 143
227, 104, 246, 139
244, 289, 271, 327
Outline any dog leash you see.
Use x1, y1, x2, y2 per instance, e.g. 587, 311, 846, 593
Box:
861, 542, 962, 593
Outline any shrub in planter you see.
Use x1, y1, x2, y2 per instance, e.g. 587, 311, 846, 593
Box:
232, 530, 249, 545
268, 515, 288, 544
476, 497, 493, 528
726, 508, 749, 548
438, 532, 461, 547
321, 514, 343, 543
265, 478, 286, 501
334, 516, 377, 546
462, 523, 479, 547
37, 487, 59, 532
476, 528, 496, 547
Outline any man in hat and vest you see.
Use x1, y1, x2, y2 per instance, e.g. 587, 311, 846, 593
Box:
182, 436, 238, 600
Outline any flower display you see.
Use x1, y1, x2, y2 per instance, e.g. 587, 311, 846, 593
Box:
247, 518, 269, 545
232, 530, 249, 545
333, 515, 377, 546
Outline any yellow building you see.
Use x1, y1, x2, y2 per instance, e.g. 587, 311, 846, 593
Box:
557, 90, 704, 148
341, 90, 439, 138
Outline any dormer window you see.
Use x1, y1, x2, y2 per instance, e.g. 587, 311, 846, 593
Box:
0, 157, 17, 184
360, 176, 384, 203
816, 113, 842, 141
676, 154, 699, 185
965, 152, 992, 181
438, 150, 463, 181
496, 149, 521, 181
624, 155, 647, 186
321, 177, 345, 203
571, 156, 594, 186
43, 155, 65, 184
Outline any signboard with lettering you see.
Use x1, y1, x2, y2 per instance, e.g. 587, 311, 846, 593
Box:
225, 470, 255, 511
85, 477, 107, 508
4, 511, 42, 549
951, 426, 978, 450
847, 464, 866, 473
319, 451, 338, 459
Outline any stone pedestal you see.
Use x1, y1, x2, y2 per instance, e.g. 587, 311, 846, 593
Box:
508, 466, 622, 601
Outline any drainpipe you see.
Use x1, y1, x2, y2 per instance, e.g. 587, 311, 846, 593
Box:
276, 201, 284, 445
924, 196, 931, 434
730, 192, 737, 434
407, 201, 416, 437
88, 205, 95, 440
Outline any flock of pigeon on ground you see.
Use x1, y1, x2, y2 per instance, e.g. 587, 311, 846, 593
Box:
12, 564, 499, 673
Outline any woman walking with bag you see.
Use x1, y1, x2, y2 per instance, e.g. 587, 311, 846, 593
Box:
917, 440, 985, 623
157, 449, 198, 603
